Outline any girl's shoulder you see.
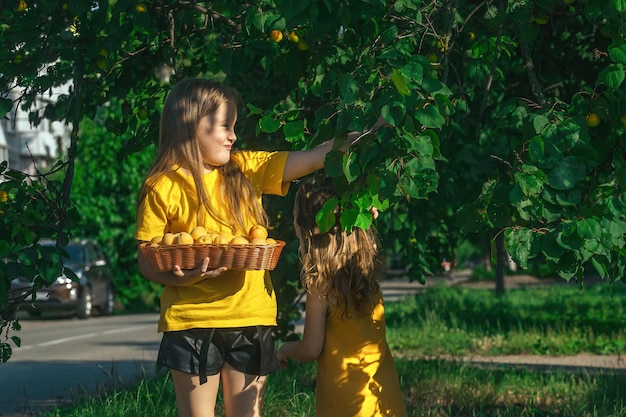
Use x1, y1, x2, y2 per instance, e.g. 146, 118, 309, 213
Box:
231, 149, 289, 170
145, 167, 191, 192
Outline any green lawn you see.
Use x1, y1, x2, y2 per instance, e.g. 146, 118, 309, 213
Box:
39, 282, 626, 417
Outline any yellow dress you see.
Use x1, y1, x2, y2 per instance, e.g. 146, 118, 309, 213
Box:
316, 298, 408, 417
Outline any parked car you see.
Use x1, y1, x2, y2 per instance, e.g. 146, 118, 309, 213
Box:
10, 239, 115, 318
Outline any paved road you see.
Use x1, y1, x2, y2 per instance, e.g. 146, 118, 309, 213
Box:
0, 313, 162, 417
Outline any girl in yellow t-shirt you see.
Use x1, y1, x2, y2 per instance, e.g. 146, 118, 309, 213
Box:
277, 179, 409, 417
135, 78, 353, 417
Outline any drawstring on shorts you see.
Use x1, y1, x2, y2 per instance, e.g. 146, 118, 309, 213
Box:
198, 328, 216, 385
256, 325, 263, 380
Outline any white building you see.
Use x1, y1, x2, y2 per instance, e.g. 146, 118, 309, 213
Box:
0, 123, 8, 164
1, 83, 71, 175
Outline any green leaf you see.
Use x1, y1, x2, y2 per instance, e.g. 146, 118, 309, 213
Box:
315, 197, 339, 233
17, 247, 38, 267
576, 217, 601, 240
527, 136, 545, 162
556, 251, 579, 281
353, 211, 373, 230
455, 203, 485, 234
504, 227, 532, 269
603, 219, 626, 248
371, 194, 389, 211
336, 108, 357, 133
609, 45, 626, 64
63, 267, 79, 282
402, 60, 424, 85
553, 189, 581, 207
40, 245, 62, 263
39, 262, 63, 284
339, 207, 359, 231
0, 97, 12, 117
600, 64, 625, 89
246, 103, 263, 115
0, 343, 12, 363
514, 165, 546, 197
591, 257, 608, 279
342, 151, 361, 183
421, 78, 452, 95
358, 141, 380, 168
611, 0, 626, 12
0, 241, 10, 259
547, 157, 586, 190
378, 171, 398, 201
380, 105, 397, 127
282, 120, 305, 143
532, 114, 551, 134
339, 73, 360, 102
259, 115, 281, 133
10, 336, 21, 348
414, 104, 445, 128
248, 9, 283, 32
278, 1, 311, 19
390, 69, 410, 96
556, 228, 583, 251
401, 132, 426, 156
541, 232, 566, 262
486, 202, 510, 228
324, 150, 343, 177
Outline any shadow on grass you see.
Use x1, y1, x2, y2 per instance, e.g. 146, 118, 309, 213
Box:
397, 357, 626, 417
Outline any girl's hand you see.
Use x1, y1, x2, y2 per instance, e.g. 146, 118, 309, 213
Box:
341, 116, 390, 152
172, 257, 227, 284
276, 345, 289, 369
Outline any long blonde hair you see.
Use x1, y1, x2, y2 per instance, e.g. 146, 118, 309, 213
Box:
294, 179, 383, 318
137, 78, 267, 234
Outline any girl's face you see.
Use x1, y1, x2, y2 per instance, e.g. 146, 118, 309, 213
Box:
198, 101, 237, 168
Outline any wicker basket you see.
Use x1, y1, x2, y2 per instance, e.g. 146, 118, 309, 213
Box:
139, 240, 286, 272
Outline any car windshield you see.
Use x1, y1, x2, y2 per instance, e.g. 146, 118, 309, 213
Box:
63, 245, 85, 265
41, 241, 87, 266
40, 243, 85, 265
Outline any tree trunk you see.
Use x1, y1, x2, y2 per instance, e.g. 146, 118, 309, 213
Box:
495, 232, 506, 297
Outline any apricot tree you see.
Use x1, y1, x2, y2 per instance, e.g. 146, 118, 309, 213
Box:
1, 0, 625, 361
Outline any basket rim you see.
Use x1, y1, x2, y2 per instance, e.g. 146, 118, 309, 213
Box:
139, 239, 286, 250
139, 239, 286, 272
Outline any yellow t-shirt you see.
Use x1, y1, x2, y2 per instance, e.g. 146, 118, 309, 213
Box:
135, 150, 290, 332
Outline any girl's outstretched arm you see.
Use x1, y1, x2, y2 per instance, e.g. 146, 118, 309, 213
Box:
282, 140, 334, 182
283, 117, 388, 182
277, 285, 328, 366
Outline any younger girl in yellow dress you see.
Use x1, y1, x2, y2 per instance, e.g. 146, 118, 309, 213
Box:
277, 179, 409, 417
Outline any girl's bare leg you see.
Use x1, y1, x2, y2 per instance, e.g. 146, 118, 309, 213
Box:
221, 363, 267, 417
171, 369, 221, 417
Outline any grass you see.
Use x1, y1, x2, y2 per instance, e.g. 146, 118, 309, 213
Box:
37, 283, 626, 417
386, 282, 626, 356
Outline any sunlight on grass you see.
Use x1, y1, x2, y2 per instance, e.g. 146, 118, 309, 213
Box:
38, 284, 626, 417
39, 359, 626, 417
386, 284, 626, 356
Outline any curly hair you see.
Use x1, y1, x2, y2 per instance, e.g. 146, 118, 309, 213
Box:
293, 178, 384, 318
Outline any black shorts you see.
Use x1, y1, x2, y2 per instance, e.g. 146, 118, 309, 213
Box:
156, 326, 279, 384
